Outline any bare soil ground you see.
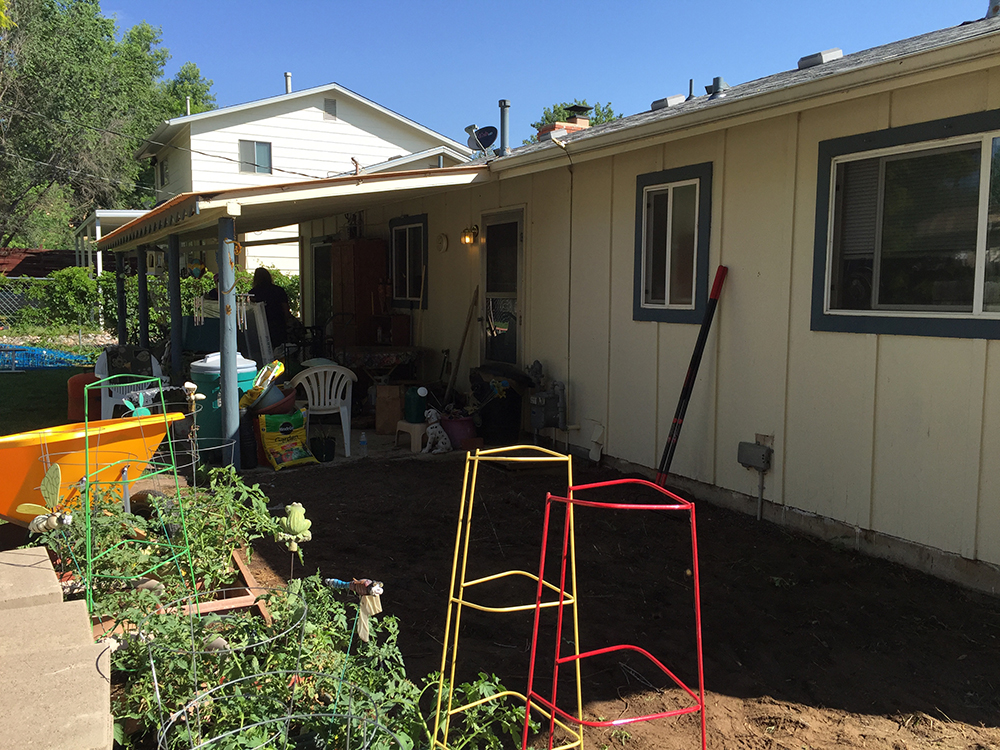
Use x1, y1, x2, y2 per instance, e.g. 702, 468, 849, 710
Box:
246, 453, 1000, 750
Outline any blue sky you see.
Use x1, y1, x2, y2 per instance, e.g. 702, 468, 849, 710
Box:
109, 0, 991, 147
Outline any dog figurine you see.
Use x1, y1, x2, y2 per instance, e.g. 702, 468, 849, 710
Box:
422, 407, 453, 454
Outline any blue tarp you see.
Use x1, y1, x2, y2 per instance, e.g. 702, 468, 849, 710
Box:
0, 345, 90, 370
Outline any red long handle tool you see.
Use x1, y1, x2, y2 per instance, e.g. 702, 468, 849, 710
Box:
656, 265, 728, 487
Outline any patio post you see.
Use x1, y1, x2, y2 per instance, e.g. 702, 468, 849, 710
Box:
218, 217, 240, 468
136, 245, 150, 350
115, 252, 127, 345
167, 234, 183, 384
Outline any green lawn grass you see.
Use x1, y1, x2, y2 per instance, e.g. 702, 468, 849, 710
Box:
0, 367, 87, 436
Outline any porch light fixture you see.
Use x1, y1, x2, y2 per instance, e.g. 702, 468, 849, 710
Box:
461, 225, 479, 245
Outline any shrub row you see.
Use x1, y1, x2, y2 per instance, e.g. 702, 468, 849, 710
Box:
0, 267, 299, 340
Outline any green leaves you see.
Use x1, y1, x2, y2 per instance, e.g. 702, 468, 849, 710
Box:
0, 0, 217, 247
39, 462, 61, 508
522, 98, 619, 145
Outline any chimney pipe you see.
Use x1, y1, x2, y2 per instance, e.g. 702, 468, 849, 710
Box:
284, 72, 292, 94
185, 96, 191, 116
499, 99, 510, 156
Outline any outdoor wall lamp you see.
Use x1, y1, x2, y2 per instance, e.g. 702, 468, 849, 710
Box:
460, 225, 479, 245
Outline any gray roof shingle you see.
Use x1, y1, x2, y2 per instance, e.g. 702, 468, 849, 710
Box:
502, 16, 1000, 161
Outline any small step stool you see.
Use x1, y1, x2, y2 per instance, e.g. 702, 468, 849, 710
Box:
395, 420, 427, 452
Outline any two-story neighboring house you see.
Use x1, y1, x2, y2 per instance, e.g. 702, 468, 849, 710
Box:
135, 78, 472, 274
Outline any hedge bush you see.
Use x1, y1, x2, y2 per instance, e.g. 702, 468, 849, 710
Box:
3, 266, 299, 342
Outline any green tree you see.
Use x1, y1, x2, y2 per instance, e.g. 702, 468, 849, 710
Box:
522, 99, 618, 145
160, 60, 216, 118
0, 0, 217, 247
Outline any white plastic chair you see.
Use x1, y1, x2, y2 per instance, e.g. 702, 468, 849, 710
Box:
288, 365, 357, 457
93, 349, 165, 420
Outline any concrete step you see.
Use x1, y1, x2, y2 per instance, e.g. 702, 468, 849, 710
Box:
0, 546, 113, 749
0, 547, 62, 611
0, 642, 112, 750
0, 599, 95, 657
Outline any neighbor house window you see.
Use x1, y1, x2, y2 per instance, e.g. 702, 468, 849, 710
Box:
239, 140, 272, 174
158, 157, 169, 187
390, 214, 427, 308
633, 163, 713, 323
814, 109, 1000, 338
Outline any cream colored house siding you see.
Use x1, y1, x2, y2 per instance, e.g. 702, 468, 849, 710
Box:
295, 56, 1000, 572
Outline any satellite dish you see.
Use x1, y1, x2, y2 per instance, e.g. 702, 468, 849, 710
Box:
475, 126, 498, 149
466, 125, 498, 151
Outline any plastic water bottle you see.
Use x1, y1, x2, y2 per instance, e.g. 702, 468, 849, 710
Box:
359, 431, 368, 458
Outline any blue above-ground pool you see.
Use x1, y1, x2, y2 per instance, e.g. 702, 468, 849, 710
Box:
0, 344, 90, 371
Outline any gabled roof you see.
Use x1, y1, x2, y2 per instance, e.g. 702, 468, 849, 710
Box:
337, 145, 471, 176
136, 81, 473, 160
499, 15, 1000, 170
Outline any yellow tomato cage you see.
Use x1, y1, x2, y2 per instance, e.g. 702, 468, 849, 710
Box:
432, 445, 584, 750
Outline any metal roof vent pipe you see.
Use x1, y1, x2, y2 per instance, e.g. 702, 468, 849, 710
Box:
499, 99, 511, 156
284, 72, 292, 94
706, 76, 730, 100
989, 1, 1000, 18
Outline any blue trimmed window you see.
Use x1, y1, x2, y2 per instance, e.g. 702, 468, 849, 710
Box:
813, 109, 1000, 338
390, 214, 427, 309
634, 163, 712, 323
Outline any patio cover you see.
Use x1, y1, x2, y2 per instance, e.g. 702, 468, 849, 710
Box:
97, 165, 490, 253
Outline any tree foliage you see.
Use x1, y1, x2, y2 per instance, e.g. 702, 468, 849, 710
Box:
523, 99, 618, 145
161, 60, 216, 118
0, 0, 216, 250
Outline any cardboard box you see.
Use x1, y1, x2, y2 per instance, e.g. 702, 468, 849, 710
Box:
376, 384, 404, 435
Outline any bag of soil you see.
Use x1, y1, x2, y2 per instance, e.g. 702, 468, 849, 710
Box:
258, 408, 318, 470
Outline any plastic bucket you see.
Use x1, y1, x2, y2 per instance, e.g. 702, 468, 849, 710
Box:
404, 387, 427, 423
189, 353, 257, 441
441, 416, 476, 447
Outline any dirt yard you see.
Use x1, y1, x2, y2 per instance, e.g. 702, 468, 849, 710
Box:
246, 452, 1000, 750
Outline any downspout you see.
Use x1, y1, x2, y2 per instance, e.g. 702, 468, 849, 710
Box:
552, 136, 574, 436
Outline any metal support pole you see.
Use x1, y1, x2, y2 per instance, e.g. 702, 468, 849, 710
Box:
115, 252, 127, 345
137, 246, 150, 350
218, 217, 240, 468
95, 216, 104, 276
168, 235, 183, 385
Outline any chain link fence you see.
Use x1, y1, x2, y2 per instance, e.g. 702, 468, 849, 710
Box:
0, 277, 51, 327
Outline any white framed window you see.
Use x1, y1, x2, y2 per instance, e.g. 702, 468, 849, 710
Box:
633, 163, 713, 324
390, 214, 427, 307
827, 137, 1000, 315
158, 157, 169, 187
642, 179, 699, 310
238, 140, 272, 174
